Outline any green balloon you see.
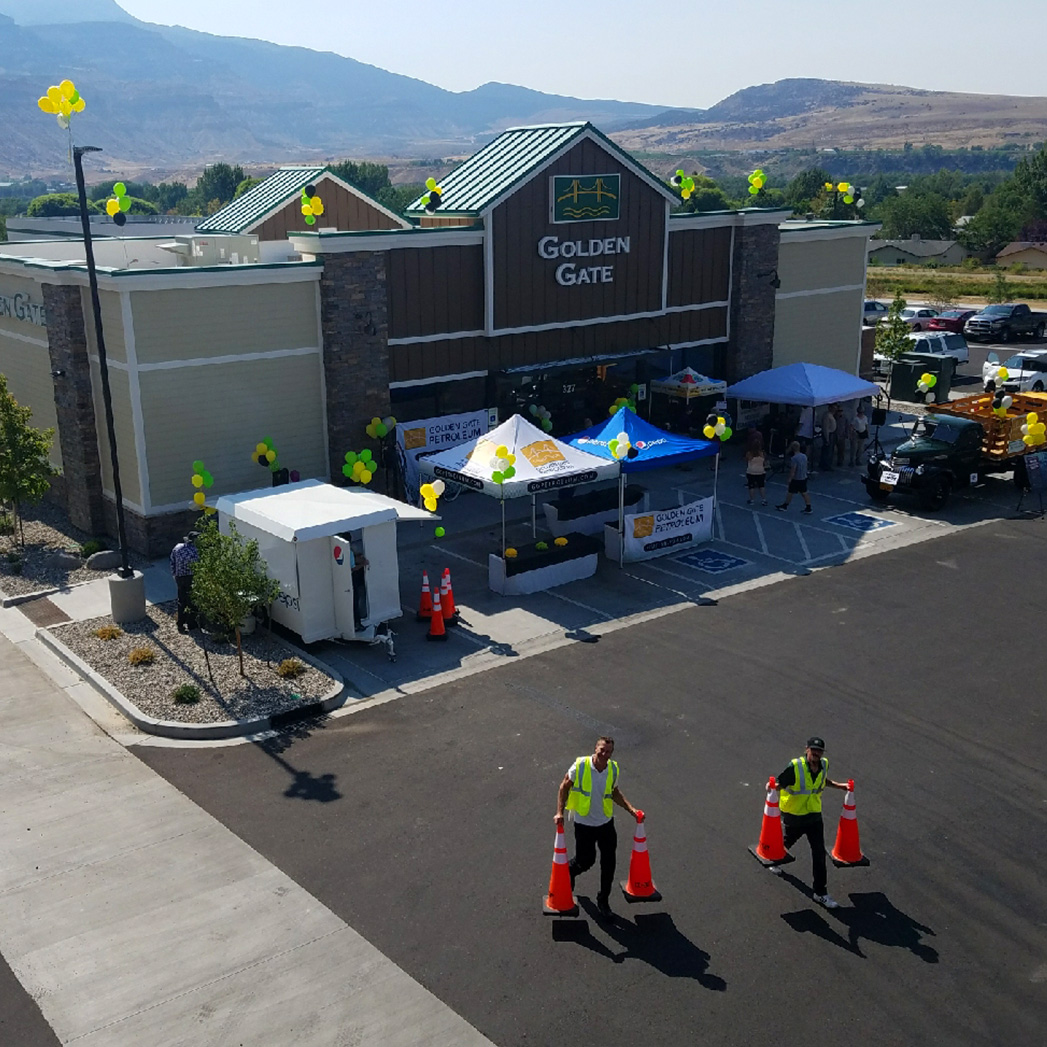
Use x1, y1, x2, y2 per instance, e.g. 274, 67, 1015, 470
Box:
435, 526, 445, 538
748, 186, 759, 195
375, 422, 388, 438
202, 471, 213, 487
270, 461, 279, 473
113, 182, 126, 197
722, 426, 733, 441
192, 459, 204, 472
342, 463, 352, 476
118, 195, 131, 212
503, 465, 515, 479
492, 471, 503, 484
305, 214, 316, 225
542, 418, 552, 431
264, 437, 274, 450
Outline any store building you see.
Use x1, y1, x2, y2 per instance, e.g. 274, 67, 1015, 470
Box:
0, 122, 877, 554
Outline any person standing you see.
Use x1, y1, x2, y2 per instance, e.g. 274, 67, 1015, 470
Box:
170, 533, 199, 633
795, 406, 814, 451
834, 405, 849, 467
555, 737, 642, 917
768, 736, 851, 909
776, 442, 813, 514
851, 405, 869, 466
819, 405, 837, 471
349, 535, 368, 630
745, 439, 769, 506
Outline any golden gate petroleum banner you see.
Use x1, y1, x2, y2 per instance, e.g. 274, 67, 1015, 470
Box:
621, 496, 713, 562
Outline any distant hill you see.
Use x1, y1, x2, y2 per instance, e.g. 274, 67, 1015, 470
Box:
610, 78, 1047, 154
0, 2, 679, 178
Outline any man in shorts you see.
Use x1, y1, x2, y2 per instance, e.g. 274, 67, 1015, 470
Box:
777, 441, 813, 514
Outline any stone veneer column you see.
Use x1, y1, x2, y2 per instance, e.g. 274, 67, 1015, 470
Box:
727, 223, 781, 384
319, 252, 392, 483
41, 284, 107, 535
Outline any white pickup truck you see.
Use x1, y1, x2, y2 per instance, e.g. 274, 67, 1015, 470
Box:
873, 331, 969, 376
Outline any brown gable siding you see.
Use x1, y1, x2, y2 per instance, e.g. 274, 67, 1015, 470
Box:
254, 180, 402, 240
387, 245, 484, 339
491, 138, 667, 330
667, 227, 732, 306
387, 306, 726, 382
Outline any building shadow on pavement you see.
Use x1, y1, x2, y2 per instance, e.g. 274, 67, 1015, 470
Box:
559, 898, 727, 989
253, 716, 343, 803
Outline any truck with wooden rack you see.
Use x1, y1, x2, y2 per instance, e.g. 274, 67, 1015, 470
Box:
863, 392, 1047, 510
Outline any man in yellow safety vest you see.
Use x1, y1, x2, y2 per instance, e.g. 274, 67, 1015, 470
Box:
555, 736, 641, 917
769, 736, 851, 909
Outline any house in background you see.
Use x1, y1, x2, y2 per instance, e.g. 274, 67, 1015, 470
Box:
995, 242, 1047, 269
868, 236, 968, 267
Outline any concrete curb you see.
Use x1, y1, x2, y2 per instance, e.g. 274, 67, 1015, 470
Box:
0, 577, 96, 608
36, 627, 346, 740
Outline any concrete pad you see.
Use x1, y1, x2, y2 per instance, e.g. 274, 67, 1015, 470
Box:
48, 579, 113, 622
142, 563, 176, 605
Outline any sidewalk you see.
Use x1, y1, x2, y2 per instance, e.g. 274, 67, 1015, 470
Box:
0, 619, 494, 1047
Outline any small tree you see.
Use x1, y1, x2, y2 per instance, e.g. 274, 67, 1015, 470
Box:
0, 375, 57, 544
875, 293, 914, 364
190, 519, 280, 676
987, 268, 1010, 304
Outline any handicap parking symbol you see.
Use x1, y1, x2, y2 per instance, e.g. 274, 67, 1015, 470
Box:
823, 511, 896, 533
676, 548, 751, 574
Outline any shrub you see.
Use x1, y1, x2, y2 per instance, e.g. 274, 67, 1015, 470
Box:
80, 540, 105, 558
171, 683, 200, 704
94, 624, 123, 640
276, 657, 306, 679
0, 514, 13, 536
127, 646, 156, 666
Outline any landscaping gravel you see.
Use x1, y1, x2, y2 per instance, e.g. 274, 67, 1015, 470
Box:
0, 501, 142, 598
51, 601, 338, 725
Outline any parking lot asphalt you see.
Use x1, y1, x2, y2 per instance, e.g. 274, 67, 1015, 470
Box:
136, 516, 1047, 1047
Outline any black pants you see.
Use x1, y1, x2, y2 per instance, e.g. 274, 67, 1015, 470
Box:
782, 813, 827, 895
175, 575, 194, 629
569, 819, 617, 901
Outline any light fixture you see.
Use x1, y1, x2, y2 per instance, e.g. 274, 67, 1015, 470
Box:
757, 268, 781, 289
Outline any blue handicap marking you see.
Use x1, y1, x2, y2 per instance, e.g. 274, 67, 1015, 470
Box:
823, 511, 896, 533
676, 548, 752, 574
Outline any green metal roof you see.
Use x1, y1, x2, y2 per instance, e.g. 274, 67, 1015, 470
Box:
404, 122, 676, 217
197, 167, 327, 233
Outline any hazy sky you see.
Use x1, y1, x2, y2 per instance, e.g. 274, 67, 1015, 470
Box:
116, 0, 1047, 109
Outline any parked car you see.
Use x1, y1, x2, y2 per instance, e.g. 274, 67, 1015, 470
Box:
899, 306, 939, 331
982, 349, 1047, 392
873, 332, 969, 377
863, 300, 889, 326
927, 309, 977, 334
964, 303, 1046, 343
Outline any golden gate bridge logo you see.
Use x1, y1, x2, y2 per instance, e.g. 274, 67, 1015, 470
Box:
552, 174, 620, 222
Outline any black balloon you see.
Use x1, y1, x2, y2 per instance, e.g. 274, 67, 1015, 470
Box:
305, 184, 316, 196
113, 212, 126, 226
425, 190, 441, 212
627, 447, 639, 458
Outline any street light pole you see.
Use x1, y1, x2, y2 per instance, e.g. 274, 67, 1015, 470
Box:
72, 145, 133, 578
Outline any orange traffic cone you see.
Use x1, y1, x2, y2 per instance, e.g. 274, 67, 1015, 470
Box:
426, 585, 447, 641
441, 567, 458, 625
542, 822, 579, 916
620, 811, 662, 902
749, 777, 796, 867
830, 780, 870, 867
417, 570, 433, 621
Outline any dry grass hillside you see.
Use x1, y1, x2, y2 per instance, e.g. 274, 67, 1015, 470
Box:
612, 80, 1047, 153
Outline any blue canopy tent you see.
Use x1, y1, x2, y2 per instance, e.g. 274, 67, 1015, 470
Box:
565, 408, 720, 565
725, 362, 880, 407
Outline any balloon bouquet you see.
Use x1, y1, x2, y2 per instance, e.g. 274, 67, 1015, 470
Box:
190, 460, 216, 514
37, 78, 85, 160
419, 481, 446, 538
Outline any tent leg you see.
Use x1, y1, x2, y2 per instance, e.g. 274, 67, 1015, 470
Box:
501, 498, 506, 556
618, 468, 625, 570
713, 450, 720, 517
531, 493, 536, 538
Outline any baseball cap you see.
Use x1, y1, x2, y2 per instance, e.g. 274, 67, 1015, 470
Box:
806, 736, 826, 751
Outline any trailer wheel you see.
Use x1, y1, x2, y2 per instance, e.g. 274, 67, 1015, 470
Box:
920, 476, 951, 510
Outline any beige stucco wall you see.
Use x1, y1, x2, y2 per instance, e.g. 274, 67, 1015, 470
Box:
0, 274, 61, 470
137, 352, 327, 509
778, 236, 868, 295
89, 358, 141, 507
81, 287, 127, 363
772, 288, 864, 370
130, 282, 318, 364
999, 248, 1047, 270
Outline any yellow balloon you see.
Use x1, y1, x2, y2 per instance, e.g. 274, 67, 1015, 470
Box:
47, 86, 62, 105
837, 182, 848, 192
824, 182, 833, 190
998, 367, 1009, 379
191, 474, 203, 488
37, 96, 55, 114
73, 97, 85, 112
301, 203, 313, 216
424, 497, 437, 511
310, 196, 324, 215
255, 442, 267, 455
420, 484, 434, 498
193, 492, 206, 506
360, 469, 372, 484
1027, 413, 1039, 424
495, 445, 508, 458
703, 425, 716, 438
58, 98, 72, 117
60, 79, 75, 99
106, 199, 120, 216
265, 449, 276, 463
505, 453, 516, 465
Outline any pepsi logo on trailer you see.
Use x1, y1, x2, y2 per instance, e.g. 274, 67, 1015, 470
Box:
332, 545, 344, 565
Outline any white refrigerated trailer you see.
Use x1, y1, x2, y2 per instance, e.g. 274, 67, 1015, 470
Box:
215, 480, 432, 657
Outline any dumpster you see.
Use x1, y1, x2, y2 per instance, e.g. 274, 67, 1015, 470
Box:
889, 352, 955, 404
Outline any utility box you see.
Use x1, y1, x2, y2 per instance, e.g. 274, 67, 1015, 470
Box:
890, 353, 955, 404
215, 480, 431, 644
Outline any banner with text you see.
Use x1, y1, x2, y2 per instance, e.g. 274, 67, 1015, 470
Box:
396, 409, 497, 500
622, 496, 713, 561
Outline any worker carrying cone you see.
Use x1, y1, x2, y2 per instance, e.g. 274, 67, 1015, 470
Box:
554, 736, 644, 919
426, 584, 447, 641
748, 776, 795, 866
417, 570, 433, 621
620, 811, 661, 902
441, 567, 459, 625
763, 736, 855, 910
830, 779, 870, 867
542, 822, 579, 916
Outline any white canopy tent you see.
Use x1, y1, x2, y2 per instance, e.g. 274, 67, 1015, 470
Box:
650, 367, 727, 400
417, 414, 618, 549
